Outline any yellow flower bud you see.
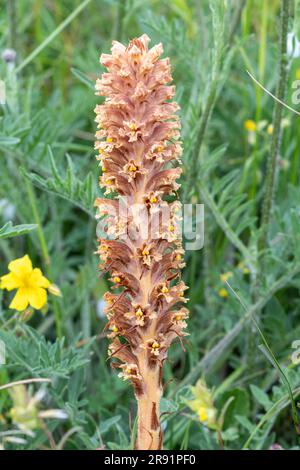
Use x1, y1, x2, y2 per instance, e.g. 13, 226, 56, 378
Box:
218, 288, 228, 298
198, 407, 208, 422
244, 119, 257, 132
220, 271, 233, 283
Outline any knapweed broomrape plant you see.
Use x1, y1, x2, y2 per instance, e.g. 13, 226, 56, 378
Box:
94, 34, 189, 450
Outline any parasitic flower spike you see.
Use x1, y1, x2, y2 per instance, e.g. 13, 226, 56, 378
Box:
94, 34, 188, 450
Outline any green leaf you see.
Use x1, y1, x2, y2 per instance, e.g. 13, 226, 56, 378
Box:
0, 136, 21, 146
160, 397, 179, 415
250, 385, 272, 411
221, 427, 239, 441
243, 386, 300, 449
22, 146, 97, 217
0, 221, 37, 239
99, 415, 122, 435
235, 415, 255, 433
218, 388, 250, 429
294, 0, 300, 40
0, 325, 92, 379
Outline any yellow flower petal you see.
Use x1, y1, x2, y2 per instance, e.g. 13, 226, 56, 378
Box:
9, 288, 29, 311
27, 287, 47, 310
29, 268, 50, 288
198, 406, 208, 422
8, 255, 32, 276
0, 272, 22, 291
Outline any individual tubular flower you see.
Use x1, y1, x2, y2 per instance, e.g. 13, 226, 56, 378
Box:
94, 34, 189, 450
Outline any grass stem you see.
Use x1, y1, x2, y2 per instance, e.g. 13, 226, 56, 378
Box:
15, 0, 92, 73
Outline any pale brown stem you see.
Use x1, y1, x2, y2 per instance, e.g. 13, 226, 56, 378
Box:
135, 363, 163, 450
132, 235, 163, 450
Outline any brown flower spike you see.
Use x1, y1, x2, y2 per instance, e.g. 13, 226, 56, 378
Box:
94, 34, 189, 450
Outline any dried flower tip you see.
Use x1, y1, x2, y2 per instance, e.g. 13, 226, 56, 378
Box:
48, 283, 62, 297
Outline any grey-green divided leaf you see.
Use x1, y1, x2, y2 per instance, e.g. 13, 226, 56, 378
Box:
201, 144, 228, 179
0, 325, 93, 379
22, 147, 97, 218
99, 415, 122, 435
160, 397, 179, 415
0, 221, 37, 239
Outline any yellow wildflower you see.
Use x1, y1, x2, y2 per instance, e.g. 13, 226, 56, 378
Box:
244, 119, 257, 132
186, 379, 217, 429
267, 124, 273, 135
0, 255, 58, 311
237, 261, 250, 274
9, 384, 67, 432
220, 271, 233, 283
218, 287, 228, 298
9, 385, 41, 431
296, 68, 300, 80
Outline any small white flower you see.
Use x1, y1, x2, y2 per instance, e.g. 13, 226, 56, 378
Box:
96, 298, 107, 319
287, 32, 300, 58
0, 199, 16, 220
